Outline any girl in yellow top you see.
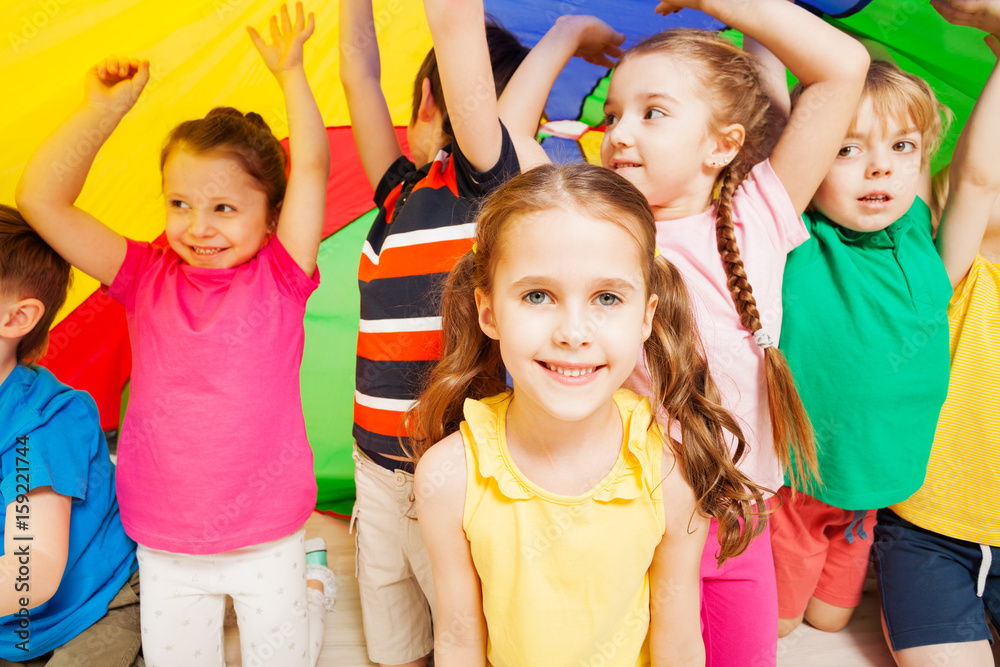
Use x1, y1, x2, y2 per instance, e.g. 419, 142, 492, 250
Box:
410, 164, 767, 666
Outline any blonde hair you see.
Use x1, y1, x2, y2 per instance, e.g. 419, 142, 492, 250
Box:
406, 164, 768, 564
793, 60, 951, 166
619, 29, 819, 492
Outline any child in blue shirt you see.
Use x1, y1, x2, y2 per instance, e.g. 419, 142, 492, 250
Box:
0, 205, 139, 666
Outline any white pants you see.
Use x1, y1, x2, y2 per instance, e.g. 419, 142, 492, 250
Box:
137, 529, 326, 667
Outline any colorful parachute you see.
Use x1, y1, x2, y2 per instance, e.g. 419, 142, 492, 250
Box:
0, 1, 990, 513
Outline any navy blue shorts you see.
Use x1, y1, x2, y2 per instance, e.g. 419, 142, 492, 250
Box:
873, 509, 1000, 651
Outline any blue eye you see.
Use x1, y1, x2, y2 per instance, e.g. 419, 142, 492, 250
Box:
525, 291, 549, 305
597, 293, 620, 306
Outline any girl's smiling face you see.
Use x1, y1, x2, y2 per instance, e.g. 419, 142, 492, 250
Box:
475, 205, 657, 426
600, 52, 729, 220
162, 148, 274, 269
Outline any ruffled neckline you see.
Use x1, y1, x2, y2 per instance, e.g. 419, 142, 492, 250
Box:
462, 389, 660, 504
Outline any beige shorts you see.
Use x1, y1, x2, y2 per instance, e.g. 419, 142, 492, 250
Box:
352, 445, 436, 665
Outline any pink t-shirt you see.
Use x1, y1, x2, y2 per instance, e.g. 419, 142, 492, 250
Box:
631, 160, 807, 492
106, 236, 319, 554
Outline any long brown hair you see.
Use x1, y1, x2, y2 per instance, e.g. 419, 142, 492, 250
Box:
406, 164, 767, 563
621, 30, 818, 492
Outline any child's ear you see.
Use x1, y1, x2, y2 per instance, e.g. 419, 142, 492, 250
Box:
0, 298, 44, 340
474, 288, 500, 340
417, 77, 438, 123
268, 201, 282, 234
707, 124, 746, 170
641, 293, 658, 342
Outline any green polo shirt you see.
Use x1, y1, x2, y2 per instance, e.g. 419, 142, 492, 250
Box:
781, 197, 951, 510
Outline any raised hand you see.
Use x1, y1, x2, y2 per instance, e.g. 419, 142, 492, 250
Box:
247, 2, 315, 78
654, 0, 703, 16
86, 56, 150, 115
566, 16, 625, 69
931, 0, 1000, 38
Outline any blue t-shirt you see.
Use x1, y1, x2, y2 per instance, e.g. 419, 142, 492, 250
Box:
0, 364, 136, 660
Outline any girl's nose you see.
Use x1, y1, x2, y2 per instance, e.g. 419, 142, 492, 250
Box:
188, 211, 213, 237
605, 118, 634, 148
553, 305, 593, 349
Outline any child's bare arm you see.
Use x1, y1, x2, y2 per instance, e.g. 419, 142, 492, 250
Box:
339, 0, 403, 188
648, 447, 707, 666
934, 2, 1000, 285
422, 0, 505, 173
15, 58, 146, 287
498, 15, 625, 171
656, 0, 870, 214
415, 433, 487, 666
249, 2, 329, 278
0, 488, 71, 617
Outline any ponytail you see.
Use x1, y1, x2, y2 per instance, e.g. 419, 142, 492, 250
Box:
645, 254, 768, 564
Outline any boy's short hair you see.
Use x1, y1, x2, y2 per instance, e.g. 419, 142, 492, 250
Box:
409, 20, 531, 139
792, 60, 951, 165
0, 205, 72, 363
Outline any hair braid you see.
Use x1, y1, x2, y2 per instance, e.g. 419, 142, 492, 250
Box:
714, 161, 819, 492
714, 163, 763, 334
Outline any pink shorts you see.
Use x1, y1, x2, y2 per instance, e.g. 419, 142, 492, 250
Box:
770, 485, 877, 618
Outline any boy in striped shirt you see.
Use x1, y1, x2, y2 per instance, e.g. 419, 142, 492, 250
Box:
339, 2, 527, 664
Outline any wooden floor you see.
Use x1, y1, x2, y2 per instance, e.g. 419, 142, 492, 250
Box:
297, 512, 901, 667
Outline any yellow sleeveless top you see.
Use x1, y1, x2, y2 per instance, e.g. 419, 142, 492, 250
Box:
460, 389, 666, 667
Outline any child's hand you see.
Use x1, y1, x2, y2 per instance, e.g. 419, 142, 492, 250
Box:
85, 57, 150, 115
932, 0, 1000, 37
653, 0, 703, 16
559, 16, 625, 69
247, 2, 315, 78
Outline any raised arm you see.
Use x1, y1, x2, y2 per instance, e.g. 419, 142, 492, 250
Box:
498, 15, 625, 170
657, 0, 870, 213
743, 36, 790, 154
422, 0, 504, 173
414, 432, 487, 666
339, 0, 403, 188
248, 2, 330, 278
648, 449, 707, 667
14, 57, 145, 286
933, 1, 1000, 286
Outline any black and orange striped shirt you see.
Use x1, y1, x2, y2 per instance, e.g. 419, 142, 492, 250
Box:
354, 126, 518, 469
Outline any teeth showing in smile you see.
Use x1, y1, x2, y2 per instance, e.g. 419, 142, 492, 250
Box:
859, 195, 888, 203
545, 362, 597, 377
192, 247, 224, 255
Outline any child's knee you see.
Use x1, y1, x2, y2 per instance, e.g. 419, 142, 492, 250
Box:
777, 614, 803, 638
804, 597, 855, 633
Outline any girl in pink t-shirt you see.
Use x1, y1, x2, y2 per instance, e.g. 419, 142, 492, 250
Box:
505, 0, 870, 663
17, 4, 334, 666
